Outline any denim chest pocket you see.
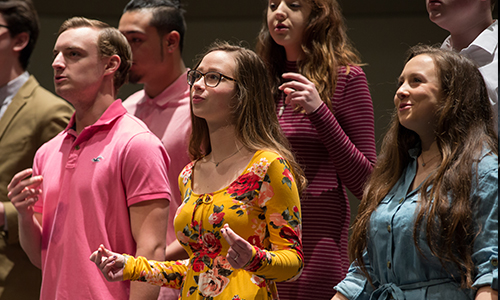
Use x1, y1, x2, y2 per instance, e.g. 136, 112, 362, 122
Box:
369, 195, 396, 237
379, 194, 395, 205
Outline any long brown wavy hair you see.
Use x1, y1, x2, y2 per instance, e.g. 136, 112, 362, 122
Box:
188, 41, 307, 195
349, 45, 498, 288
256, 0, 362, 110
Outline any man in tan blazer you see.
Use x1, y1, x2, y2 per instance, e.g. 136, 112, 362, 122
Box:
0, 1, 73, 298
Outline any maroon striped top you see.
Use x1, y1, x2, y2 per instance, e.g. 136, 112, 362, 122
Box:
276, 62, 377, 300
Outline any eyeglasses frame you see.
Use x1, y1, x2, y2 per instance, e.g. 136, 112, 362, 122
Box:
187, 69, 237, 88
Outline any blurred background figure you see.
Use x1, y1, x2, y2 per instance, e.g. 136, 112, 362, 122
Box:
0, 0, 73, 298
426, 0, 498, 132
256, 0, 376, 298
118, 2, 192, 297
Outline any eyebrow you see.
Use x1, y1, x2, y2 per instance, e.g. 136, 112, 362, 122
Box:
120, 30, 146, 35
53, 46, 84, 55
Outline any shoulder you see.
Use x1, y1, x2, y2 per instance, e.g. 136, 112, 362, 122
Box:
335, 65, 369, 91
119, 113, 153, 133
112, 114, 163, 149
252, 150, 283, 165
249, 150, 292, 176
476, 151, 498, 178
122, 89, 146, 111
338, 65, 366, 79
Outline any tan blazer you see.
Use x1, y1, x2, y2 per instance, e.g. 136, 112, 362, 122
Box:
0, 75, 73, 299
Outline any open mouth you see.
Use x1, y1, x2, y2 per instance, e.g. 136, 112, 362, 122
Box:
275, 23, 288, 30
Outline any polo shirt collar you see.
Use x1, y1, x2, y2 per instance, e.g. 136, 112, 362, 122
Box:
138, 69, 190, 109
66, 99, 127, 135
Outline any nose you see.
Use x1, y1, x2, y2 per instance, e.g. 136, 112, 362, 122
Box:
52, 52, 64, 70
275, 2, 287, 21
396, 82, 409, 100
192, 74, 205, 90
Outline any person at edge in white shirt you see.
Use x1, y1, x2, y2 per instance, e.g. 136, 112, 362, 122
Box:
426, 0, 498, 133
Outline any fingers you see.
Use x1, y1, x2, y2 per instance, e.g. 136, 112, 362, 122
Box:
7, 168, 33, 191
281, 72, 309, 83
221, 224, 253, 269
7, 169, 43, 205
221, 223, 235, 245
90, 244, 124, 281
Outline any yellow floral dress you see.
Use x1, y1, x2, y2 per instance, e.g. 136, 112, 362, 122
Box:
123, 150, 303, 299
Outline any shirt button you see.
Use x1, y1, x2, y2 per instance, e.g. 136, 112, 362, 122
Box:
399, 197, 404, 204
491, 258, 498, 267
75, 145, 80, 150
387, 261, 391, 269
387, 225, 391, 232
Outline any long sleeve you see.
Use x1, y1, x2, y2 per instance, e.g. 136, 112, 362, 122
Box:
334, 251, 376, 300
471, 153, 498, 290
307, 66, 376, 199
123, 256, 188, 289
242, 158, 303, 282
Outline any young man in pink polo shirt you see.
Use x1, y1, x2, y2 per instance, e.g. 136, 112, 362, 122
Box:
119, 2, 191, 298
7, 17, 170, 300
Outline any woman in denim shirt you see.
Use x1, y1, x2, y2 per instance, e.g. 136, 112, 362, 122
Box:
333, 45, 498, 300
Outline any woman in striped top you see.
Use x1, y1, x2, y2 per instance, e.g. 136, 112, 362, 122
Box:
256, 0, 377, 299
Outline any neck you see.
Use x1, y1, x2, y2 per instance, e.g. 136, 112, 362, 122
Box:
448, 17, 493, 51
419, 137, 440, 166
144, 56, 186, 98
0, 63, 25, 88
285, 45, 304, 62
207, 124, 243, 163
73, 88, 116, 135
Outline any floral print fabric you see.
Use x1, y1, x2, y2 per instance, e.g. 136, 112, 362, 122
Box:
123, 150, 303, 299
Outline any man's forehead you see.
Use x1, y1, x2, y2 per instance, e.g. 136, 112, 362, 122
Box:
119, 9, 155, 33
55, 27, 99, 50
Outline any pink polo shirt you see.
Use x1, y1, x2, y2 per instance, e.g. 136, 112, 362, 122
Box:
124, 70, 191, 247
33, 100, 171, 300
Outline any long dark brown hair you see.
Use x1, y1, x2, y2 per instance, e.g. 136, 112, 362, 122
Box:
188, 41, 307, 195
349, 45, 498, 288
256, 0, 362, 110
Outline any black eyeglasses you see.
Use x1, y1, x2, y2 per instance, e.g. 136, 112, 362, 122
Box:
187, 69, 236, 87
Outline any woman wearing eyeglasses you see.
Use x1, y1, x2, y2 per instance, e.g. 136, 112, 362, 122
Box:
89, 41, 307, 300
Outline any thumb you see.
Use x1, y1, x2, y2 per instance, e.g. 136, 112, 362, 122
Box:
221, 223, 236, 245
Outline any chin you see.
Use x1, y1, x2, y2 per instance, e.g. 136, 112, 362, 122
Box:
128, 72, 143, 84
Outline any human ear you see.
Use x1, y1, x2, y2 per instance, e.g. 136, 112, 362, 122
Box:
12, 32, 29, 52
104, 54, 121, 76
163, 31, 180, 53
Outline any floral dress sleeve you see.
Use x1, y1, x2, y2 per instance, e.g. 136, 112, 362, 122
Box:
122, 256, 189, 289
240, 156, 304, 282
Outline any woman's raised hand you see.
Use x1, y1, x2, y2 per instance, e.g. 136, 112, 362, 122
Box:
89, 244, 125, 282
221, 224, 253, 269
279, 72, 323, 114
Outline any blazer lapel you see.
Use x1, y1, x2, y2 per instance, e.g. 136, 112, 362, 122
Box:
0, 75, 37, 140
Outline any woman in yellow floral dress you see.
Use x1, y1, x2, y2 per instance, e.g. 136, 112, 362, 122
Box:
90, 41, 307, 300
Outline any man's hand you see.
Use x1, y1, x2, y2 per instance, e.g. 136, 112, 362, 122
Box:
7, 169, 43, 217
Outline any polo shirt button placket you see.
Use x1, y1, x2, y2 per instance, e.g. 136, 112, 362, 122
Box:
66, 143, 81, 169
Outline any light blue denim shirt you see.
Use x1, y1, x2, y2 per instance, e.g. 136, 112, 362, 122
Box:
335, 149, 498, 300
